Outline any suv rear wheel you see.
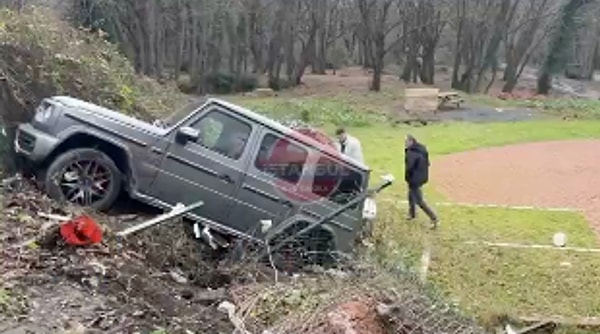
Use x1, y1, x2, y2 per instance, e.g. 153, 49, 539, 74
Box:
44, 148, 122, 211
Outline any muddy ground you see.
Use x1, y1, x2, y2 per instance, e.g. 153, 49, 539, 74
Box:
0, 180, 244, 333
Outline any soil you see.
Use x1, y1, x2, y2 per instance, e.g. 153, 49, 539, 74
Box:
0, 180, 249, 334
431, 139, 600, 235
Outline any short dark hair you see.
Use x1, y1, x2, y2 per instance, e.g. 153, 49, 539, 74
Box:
335, 127, 346, 135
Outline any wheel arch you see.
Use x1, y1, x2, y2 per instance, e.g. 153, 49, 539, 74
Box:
42, 131, 134, 191
269, 217, 338, 259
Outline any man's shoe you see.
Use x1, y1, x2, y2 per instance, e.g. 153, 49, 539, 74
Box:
430, 219, 439, 230
405, 215, 415, 221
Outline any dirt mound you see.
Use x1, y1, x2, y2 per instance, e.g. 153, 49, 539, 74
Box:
0, 181, 237, 333
0, 7, 185, 124
432, 140, 600, 234
0, 7, 186, 173
0, 178, 489, 334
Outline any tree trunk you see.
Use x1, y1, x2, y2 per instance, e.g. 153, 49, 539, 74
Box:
537, 0, 589, 95
370, 33, 385, 91
420, 49, 435, 85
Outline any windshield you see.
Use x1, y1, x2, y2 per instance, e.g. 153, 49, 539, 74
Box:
159, 98, 208, 128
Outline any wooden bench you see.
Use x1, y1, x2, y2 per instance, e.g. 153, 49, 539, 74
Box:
437, 91, 463, 110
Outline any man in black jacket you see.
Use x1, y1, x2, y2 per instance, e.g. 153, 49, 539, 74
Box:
404, 134, 438, 229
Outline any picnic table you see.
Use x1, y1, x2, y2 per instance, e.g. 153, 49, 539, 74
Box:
437, 91, 463, 110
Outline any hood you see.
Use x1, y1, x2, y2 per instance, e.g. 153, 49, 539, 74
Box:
51, 96, 163, 134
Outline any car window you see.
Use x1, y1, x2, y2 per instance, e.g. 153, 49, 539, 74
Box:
312, 156, 363, 205
255, 133, 308, 184
191, 110, 251, 160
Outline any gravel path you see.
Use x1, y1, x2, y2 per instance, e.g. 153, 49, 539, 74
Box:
431, 140, 600, 235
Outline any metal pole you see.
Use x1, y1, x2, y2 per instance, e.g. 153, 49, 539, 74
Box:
263, 177, 394, 258
116, 200, 204, 237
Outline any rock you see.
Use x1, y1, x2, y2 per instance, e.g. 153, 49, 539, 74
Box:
325, 268, 350, 280
61, 321, 86, 334
169, 269, 188, 284
1, 326, 46, 334
194, 288, 227, 305
326, 299, 386, 334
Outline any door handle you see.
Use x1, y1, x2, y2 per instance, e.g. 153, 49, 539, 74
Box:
218, 173, 234, 184
279, 198, 293, 207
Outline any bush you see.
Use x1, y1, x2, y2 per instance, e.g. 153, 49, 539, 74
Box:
240, 98, 384, 127
268, 77, 295, 91
186, 71, 258, 94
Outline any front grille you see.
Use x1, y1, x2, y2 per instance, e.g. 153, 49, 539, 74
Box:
17, 130, 36, 153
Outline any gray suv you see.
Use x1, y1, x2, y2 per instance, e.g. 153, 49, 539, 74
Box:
14, 96, 377, 257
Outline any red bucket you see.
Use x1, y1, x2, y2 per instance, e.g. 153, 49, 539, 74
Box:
60, 215, 103, 246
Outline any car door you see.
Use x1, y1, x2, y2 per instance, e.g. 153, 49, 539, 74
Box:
149, 106, 255, 226
227, 128, 311, 237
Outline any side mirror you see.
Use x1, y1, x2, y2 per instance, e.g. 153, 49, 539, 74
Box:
175, 126, 200, 144
381, 173, 395, 184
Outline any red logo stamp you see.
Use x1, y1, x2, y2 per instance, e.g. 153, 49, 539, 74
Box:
255, 127, 350, 204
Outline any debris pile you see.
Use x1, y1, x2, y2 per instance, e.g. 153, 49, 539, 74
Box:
1, 179, 489, 334
0, 180, 234, 333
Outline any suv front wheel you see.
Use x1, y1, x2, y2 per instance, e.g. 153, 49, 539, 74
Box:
44, 148, 122, 211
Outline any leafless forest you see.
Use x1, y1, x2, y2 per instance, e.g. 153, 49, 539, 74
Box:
3, 0, 600, 95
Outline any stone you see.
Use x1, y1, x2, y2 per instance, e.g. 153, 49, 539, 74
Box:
326, 299, 386, 334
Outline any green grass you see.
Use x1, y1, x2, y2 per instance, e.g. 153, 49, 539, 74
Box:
372, 202, 600, 319
469, 94, 600, 119
233, 94, 600, 328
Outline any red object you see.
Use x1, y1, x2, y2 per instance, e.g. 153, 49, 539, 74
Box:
60, 215, 103, 246
294, 127, 336, 149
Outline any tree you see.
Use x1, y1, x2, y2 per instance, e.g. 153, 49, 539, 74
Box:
451, 0, 520, 93
502, 0, 554, 93
537, 0, 591, 95
400, 0, 446, 85
356, 0, 400, 91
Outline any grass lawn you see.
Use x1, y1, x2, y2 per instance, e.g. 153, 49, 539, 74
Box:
373, 202, 600, 321
233, 95, 600, 327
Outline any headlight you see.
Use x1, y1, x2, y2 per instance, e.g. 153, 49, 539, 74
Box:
33, 103, 54, 123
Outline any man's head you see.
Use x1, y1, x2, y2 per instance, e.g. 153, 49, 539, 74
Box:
335, 127, 347, 143
230, 132, 248, 158
405, 134, 416, 148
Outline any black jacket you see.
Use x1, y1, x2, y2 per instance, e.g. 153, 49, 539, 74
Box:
405, 142, 430, 187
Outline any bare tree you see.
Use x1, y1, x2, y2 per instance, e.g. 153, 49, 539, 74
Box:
400, 0, 446, 85
451, 0, 521, 93
356, 0, 400, 91
502, 0, 555, 93
537, 0, 591, 95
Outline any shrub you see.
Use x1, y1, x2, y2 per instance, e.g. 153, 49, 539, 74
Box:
240, 98, 383, 127
268, 78, 295, 91
187, 71, 258, 94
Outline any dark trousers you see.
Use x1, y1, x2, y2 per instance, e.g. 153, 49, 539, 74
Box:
408, 185, 437, 221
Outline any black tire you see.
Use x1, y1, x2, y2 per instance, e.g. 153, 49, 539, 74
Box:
45, 148, 123, 211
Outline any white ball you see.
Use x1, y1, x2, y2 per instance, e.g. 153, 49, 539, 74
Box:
553, 232, 567, 247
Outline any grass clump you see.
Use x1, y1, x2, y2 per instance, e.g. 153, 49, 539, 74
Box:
232, 96, 386, 127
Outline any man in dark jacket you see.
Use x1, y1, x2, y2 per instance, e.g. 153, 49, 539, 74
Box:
404, 134, 438, 229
